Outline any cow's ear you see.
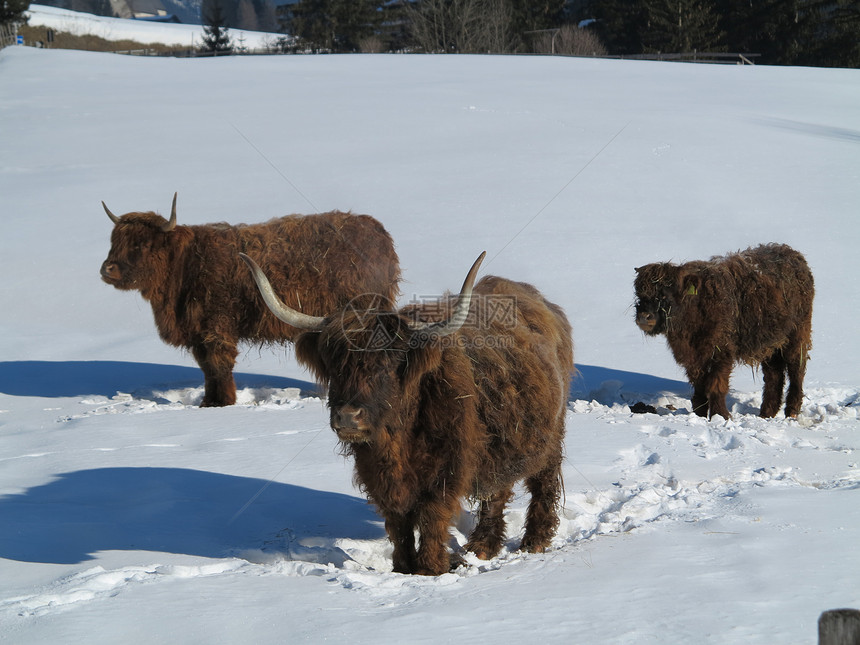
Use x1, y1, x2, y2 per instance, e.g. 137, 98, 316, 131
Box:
295, 332, 327, 381
401, 343, 443, 388
679, 271, 701, 297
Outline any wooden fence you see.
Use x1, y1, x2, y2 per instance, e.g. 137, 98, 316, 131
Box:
0, 23, 20, 49
608, 52, 760, 65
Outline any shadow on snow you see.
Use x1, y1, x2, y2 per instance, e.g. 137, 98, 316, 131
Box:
0, 360, 318, 399
0, 467, 383, 564
571, 364, 689, 404
0, 360, 688, 405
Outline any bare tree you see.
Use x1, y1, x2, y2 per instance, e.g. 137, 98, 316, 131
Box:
479, 0, 515, 53
359, 34, 385, 52
406, 0, 514, 53
533, 24, 608, 56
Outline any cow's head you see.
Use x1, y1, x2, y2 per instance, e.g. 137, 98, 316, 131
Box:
241, 251, 485, 444
100, 193, 179, 291
634, 261, 704, 336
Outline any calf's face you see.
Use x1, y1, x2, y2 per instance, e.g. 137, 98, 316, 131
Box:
634, 263, 680, 336
634, 262, 703, 336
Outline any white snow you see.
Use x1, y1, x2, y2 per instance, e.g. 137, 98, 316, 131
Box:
25, 4, 283, 49
1, 17, 859, 643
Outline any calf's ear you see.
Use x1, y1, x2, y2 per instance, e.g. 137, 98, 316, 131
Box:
679, 271, 701, 297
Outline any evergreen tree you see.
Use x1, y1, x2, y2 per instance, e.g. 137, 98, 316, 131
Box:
507, 0, 565, 51
828, 0, 860, 67
720, 0, 808, 64
509, 0, 565, 33
642, 0, 724, 53
799, 0, 860, 67
576, 0, 859, 65
582, 0, 650, 55
201, 0, 232, 53
287, 0, 378, 52
1, 0, 29, 26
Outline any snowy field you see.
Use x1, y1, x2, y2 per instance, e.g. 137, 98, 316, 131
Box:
25, 4, 281, 49
1, 30, 859, 644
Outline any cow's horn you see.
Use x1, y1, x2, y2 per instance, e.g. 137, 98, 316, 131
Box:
102, 201, 121, 224
408, 251, 486, 337
239, 253, 327, 331
161, 192, 178, 232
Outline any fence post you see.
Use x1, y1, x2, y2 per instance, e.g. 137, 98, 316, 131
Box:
820, 609, 860, 645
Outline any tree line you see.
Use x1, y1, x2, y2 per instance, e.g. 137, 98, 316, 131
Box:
272, 0, 858, 66
582, 0, 859, 67
3, 0, 855, 66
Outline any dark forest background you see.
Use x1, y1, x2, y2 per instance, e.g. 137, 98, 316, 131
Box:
4, 0, 858, 66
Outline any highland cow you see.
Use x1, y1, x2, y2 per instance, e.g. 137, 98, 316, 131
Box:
634, 243, 814, 419
100, 193, 400, 407
241, 251, 574, 575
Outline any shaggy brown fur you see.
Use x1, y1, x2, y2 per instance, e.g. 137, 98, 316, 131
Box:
290, 274, 574, 576
634, 243, 814, 419
100, 196, 400, 407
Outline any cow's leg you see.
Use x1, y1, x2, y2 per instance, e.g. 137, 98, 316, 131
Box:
465, 488, 512, 561
760, 350, 786, 418
191, 340, 238, 407
521, 455, 562, 554
784, 334, 809, 418
414, 499, 458, 576
702, 359, 733, 419
691, 383, 709, 417
385, 512, 417, 574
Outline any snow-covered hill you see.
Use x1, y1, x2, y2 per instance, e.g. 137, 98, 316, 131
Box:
25, 3, 281, 48
0, 45, 858, 643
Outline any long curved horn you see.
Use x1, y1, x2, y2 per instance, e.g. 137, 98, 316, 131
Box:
408, 251, 486, 337
161, 192, 178, 232
239, 253, 327, 331
102, 201, 121, 224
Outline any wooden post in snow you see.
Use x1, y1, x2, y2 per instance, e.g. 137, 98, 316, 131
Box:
819, 609, 860, 645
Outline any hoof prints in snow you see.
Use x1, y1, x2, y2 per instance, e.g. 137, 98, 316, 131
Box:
64, 386, 306, 419
5, 386, 857, 612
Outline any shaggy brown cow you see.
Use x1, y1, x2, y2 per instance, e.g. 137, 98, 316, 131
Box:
241, 251, 574, 576
100, 193, 400, 407
634, 243, 814, 419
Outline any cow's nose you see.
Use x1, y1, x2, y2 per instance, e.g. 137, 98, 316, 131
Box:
100, 261, 120, 281
636, 311, 656, 331
333, 406, 364, 430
